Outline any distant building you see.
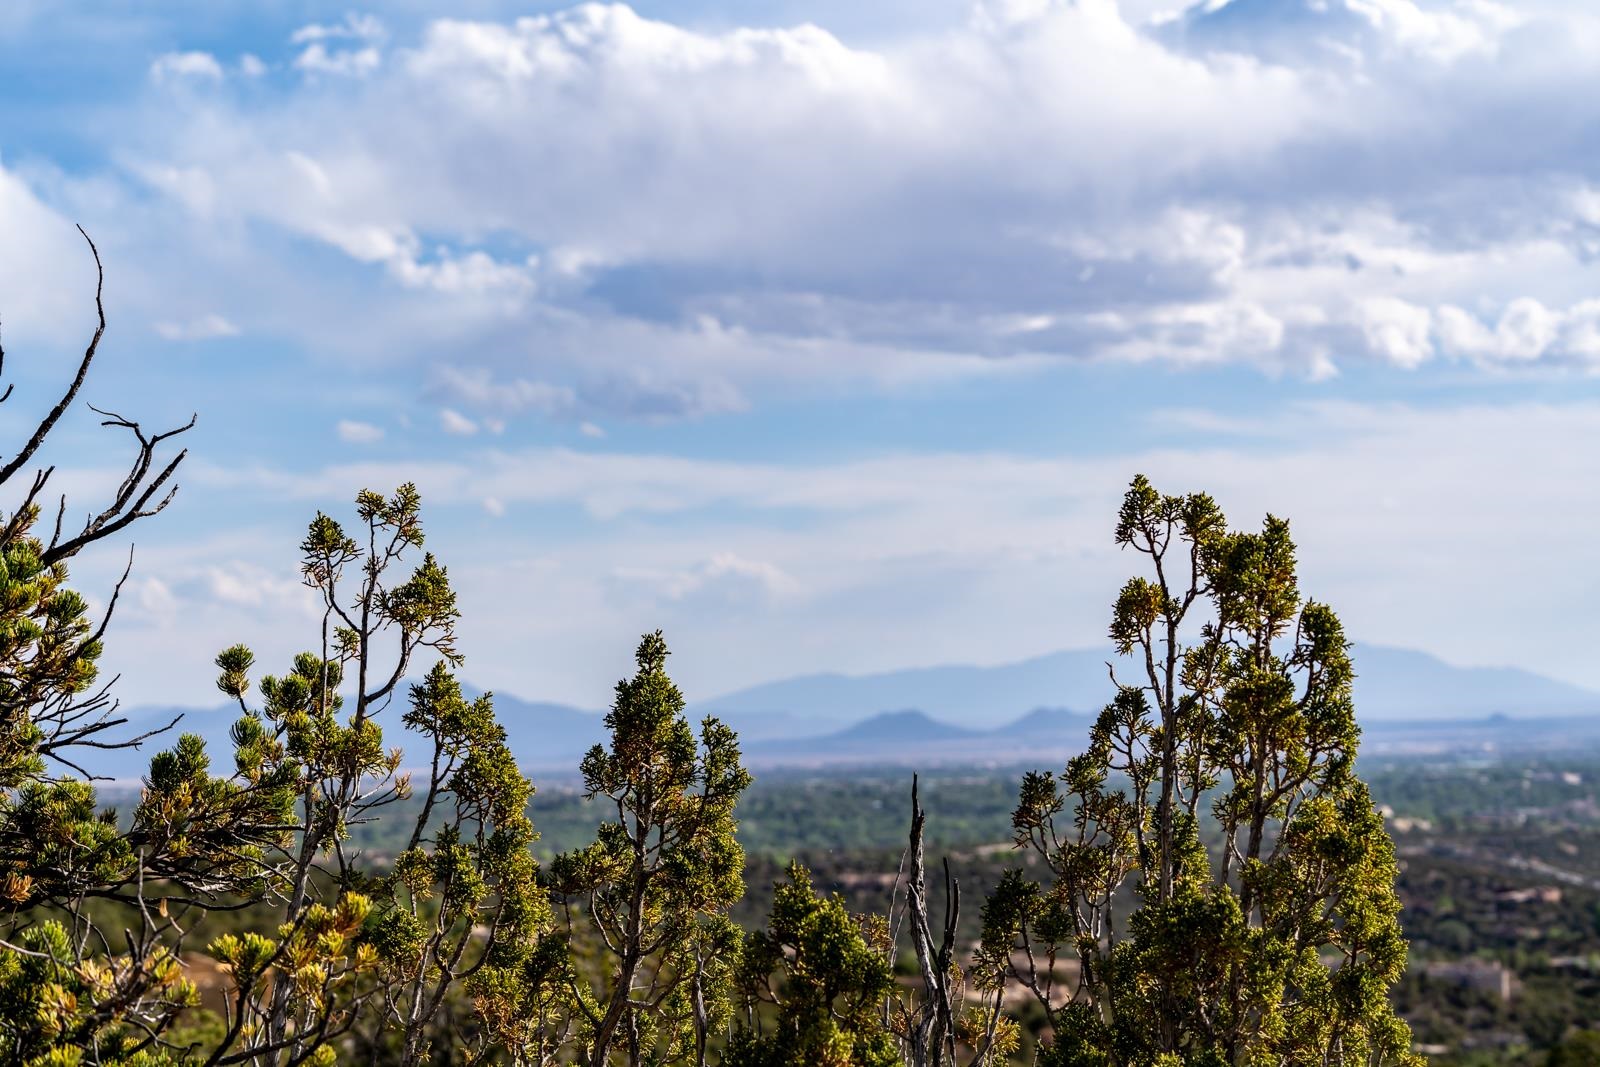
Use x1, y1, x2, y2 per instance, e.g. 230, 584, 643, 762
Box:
1376, 806, 1433, 833
1424, 959, 1516, 1001
1495, 885, 1562, 906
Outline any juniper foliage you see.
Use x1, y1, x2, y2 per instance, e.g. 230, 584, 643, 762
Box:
979, 475, 1419, 1066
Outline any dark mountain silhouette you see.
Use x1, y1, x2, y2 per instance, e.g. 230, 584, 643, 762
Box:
815, 709, 976, 745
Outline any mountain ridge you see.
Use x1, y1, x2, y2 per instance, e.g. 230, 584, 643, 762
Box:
84, 644, 1600, 779
695, 644, 1600, 728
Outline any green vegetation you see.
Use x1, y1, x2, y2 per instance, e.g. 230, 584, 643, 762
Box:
977, 477, 1416, 1066
0, 267, 1426, 1065
549, 632, 751, 1066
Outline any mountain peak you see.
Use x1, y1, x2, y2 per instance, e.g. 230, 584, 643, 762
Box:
825, 709, 975, 743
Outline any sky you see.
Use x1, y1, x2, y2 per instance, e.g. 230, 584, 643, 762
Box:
3, 0, 1600, 709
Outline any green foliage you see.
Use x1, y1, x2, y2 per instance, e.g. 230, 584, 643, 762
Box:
1548, 1031, 1600, 1067
727, 861, 900, 1067
195, 484, 553, 1064
366, 662, 557, 1063
986, 476, 1421, 1066
0, 919, 196, 1066
0, 363, 1434, 1067
551, 631, 753, 1067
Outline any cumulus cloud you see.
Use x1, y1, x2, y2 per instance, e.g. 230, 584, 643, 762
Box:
108, 0, 1600, 401
0, 166, 100, 346
1357, 298, 1433, 369
294, 43, 381, 76
290, 13, 384, 45
120, 559, 319, 628
433, 366, 577, 418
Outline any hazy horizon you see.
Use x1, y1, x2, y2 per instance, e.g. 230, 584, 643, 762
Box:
4, 0, 1599, 708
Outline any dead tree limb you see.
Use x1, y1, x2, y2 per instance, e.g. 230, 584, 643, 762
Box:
907, 774, 961, 1067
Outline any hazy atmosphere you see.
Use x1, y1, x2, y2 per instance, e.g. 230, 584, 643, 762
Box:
5, 1, 1600, 710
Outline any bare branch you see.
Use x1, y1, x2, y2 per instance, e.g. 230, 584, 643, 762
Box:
0, 225, 107, 488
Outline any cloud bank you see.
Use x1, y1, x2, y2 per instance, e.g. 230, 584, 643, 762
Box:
0, 0, 1591, 429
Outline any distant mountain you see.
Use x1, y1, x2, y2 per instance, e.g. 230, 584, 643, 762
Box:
74, 703, 237, 783
84, 644, 1600, 779
815, 709, 977, 746
479, 691, 605, 771
695, 645, 1600, 735
744, 708, 1070, 767
991, 707, 1086, 742
79, 689, 609, 783
696, 649, 1117, 732
1347, 646, 1600, 720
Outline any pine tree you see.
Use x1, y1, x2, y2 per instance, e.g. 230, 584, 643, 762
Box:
980, 475, 1420, 1066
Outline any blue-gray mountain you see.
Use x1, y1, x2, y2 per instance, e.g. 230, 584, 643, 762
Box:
696, 645, 1600, 730
83, 645, 1600, 780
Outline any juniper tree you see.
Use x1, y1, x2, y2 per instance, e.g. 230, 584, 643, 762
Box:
207, 485, 552, 1065
980, 475, 1419, 1066
725, 862, 900, 1067
550, 632, 750, 1067
366, 663, 551, 1064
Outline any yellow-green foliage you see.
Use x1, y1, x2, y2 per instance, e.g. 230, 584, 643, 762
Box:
727, 862, 900, 1067
986, 476, 1421, 1067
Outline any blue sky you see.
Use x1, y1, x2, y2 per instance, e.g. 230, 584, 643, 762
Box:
4, 0, 1600, 708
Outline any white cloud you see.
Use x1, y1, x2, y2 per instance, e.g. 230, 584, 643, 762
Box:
148, 398, 1600, 707
1104, 300, 1287, 366
290, 13, 384, 45
613, 552, 803, 610
198, 564, 313, 612
294, 43, 382, 77
1436, 297, 1600, 365
336, 419, 384, 444
389, 249, 537, 295
434, 366, 576, 417
483, 496, 506, 517
112, 0, 1600, 398
1345, 0, 1512, 63
149, 51, 223, 82
439, 408, 479, 435
117, 558, 320, 631
1357, 297, 1433, 368
154, 313, 239, 341
0, 165, 99, 346
238, 54, 267, 78
137, 576, 177, 617
292, 13, 385, 77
